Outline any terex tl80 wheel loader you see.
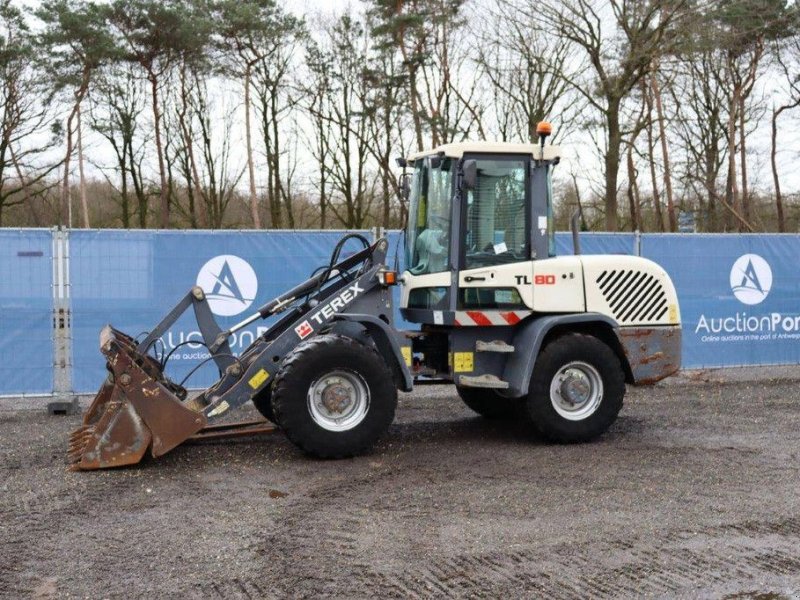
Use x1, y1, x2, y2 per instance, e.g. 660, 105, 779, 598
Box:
69, 126, 682, 470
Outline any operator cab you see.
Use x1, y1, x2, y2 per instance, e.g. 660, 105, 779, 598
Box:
399, 137, 561, 323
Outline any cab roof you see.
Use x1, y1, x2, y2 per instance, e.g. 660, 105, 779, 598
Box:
406, 141, 561, 163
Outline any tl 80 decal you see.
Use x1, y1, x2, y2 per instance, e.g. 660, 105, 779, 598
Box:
515, 274, 556, 285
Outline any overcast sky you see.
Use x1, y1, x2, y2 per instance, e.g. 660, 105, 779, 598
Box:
14, 0, 800, 219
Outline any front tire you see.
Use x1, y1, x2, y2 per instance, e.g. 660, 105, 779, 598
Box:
524, 333, 625, 443
252, 386, 276, 423
272, 334, 397, 458
456, 387, 522, 419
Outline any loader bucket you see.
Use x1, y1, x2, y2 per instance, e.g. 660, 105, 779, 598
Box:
69, 326, 208, 471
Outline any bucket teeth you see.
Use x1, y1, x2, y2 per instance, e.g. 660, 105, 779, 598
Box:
67, 426, 96, 466
69, 426, 90, 442
69, 428, 93, 443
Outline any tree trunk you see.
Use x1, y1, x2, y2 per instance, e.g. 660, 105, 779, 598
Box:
120, 159, 130, 229
726, 81, 740, 231
406, 63, 424, 151
244, 63, 260, 228
10, 143, 40, 226
271, 91, 293, 228
651, 74, 675, 232
149, 74, 169, 228
644, 83, 664, 232
604, 101, 621, 231
626, 141, 640, 231
60, 67, 91, 228
705, 151, 717, 232
772, 105, 788, 233
77, 103, 90, 228
177, 66, 207, 229
739, 96, 749, 222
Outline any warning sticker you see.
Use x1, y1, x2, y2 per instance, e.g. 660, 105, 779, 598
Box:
453, 352, 474, 373
248, 369, 270, 390
401, 346, 412, 366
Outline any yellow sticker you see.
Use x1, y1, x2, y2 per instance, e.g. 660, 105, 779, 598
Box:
453, 352, 474, 373
668, 304, 678, 323
248, 369, 270, 390
401, 346, 412, 366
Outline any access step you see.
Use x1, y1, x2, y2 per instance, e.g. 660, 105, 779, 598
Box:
458, 374, 510, 389
475, 340, 515, 353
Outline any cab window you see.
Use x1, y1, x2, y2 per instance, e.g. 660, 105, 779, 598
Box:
406, 157, 453, 275
464, 158, 528, 269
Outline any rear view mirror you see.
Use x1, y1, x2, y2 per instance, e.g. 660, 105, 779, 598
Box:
463, 160, 477, 190
398, 173, 412, 202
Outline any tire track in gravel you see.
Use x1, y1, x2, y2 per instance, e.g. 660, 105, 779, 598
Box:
370, 516, 800, 599
185, 484, 800, 600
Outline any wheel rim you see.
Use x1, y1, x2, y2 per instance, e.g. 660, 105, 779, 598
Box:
307, 369, 370, 432
549, 361, 603, 421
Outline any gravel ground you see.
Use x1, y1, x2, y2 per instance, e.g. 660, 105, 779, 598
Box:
2, 368, 800, 599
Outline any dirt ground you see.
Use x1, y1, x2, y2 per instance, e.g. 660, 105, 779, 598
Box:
2, 369, 800, 599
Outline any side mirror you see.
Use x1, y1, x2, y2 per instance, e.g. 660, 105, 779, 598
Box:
463, 159, 477, 190
398, 173, 412, 202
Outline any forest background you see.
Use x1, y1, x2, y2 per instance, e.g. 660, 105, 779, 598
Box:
1, 0, 799, 233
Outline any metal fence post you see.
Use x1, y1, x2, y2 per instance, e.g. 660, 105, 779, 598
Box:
48, 227, 77, 414
634, 230, 642, 257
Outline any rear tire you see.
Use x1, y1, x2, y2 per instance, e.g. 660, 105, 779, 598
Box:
456, 387, 522, 419
524, 333, 625, 443
272, 334, 397, 458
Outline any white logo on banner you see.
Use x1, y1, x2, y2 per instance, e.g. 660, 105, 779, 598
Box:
730, 254, 772, 305
196, 255, 258, 316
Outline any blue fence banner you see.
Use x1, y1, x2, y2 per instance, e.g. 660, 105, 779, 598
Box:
0, 228, 797, 398
555, 232, 636, 256
642, 234, 800, 368
69, 230, 371, 392
0, 229, 54, 395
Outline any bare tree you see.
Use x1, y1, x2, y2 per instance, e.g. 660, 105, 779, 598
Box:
252, 16, 305, 228
368, 0, 468, 150
771, 37, 800, 232
528, 0, 690, 231
303, 34, 335, 228
214, 0, 303, 228
476, 2, 573, 143
107, 0, 210, 228
0, 1, 60, 227
37, 0, 117, 229
89, 65, 149, 228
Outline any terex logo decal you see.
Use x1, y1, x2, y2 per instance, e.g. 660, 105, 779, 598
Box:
730, 254, 772, 306
295, 321, 313, 340
197, 255, 258, 316
310, 282, 365, 325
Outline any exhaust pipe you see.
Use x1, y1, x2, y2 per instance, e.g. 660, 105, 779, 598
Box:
571, 209, 582, 255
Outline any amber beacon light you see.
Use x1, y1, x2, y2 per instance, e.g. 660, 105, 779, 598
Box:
536, 121, 553, 138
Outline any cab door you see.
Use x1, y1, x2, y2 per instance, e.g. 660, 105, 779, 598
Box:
457, 154, 533, 310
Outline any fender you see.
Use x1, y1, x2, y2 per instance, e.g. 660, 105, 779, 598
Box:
502, 313, 620, 397
333, 313, 413, 392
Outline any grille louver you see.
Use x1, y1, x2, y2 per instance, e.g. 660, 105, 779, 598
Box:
595, 269, 668, 324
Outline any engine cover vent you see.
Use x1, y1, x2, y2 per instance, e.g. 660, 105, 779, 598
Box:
596, 269, 668, 324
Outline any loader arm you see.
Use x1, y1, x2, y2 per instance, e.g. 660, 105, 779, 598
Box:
69, 236, 409, 470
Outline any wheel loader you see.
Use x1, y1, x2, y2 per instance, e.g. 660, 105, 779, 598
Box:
69, 125, 682, 470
